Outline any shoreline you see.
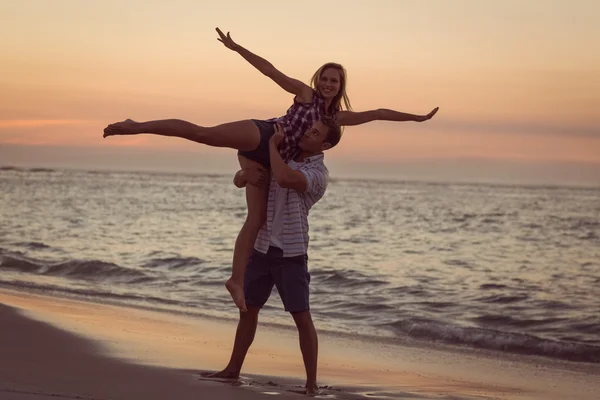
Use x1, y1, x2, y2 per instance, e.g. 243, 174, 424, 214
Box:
2, 288, 599, 399
2, 281, 598, 367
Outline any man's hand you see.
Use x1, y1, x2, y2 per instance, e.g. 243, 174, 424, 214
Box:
244, 167, 267, 187
269, 123, 285, 148
415, 107, 439, 122
216, 28, 239, 51
233, 168, 267, 188
233, 170, 246, 188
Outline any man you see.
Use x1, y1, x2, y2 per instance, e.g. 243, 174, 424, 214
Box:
208, 117, 341, 395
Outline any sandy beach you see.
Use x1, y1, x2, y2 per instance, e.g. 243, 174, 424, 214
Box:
1, 288, 599, 400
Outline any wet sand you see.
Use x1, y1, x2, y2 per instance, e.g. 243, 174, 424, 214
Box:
1, 289, 599, 400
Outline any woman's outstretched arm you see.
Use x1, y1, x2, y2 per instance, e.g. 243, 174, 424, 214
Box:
216, 28, 312, 101
336, 107, 439, 126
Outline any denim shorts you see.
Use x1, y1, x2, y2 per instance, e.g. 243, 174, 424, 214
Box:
237, 119, 275, 169
244, 246, 310, 313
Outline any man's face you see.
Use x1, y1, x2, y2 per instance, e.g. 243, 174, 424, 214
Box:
298, 121, 331, 153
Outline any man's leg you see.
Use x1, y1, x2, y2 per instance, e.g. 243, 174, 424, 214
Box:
291, 310, 319, 395
207, 306, 261, 378
273, 253, 318, 394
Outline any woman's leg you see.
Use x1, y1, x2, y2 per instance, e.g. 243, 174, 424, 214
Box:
226, 156, 269, 312
103, 119, 261, 151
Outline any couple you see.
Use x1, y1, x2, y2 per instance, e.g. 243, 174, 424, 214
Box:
103, 28, 438, 394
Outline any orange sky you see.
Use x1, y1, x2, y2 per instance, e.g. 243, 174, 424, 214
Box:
1, 0, 599, 184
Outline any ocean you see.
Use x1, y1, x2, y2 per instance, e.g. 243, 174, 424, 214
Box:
1, 166, 599, 363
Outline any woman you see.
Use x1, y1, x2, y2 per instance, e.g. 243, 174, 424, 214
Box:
103, 28, 439, 312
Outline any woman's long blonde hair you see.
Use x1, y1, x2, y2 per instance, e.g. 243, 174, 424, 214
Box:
310, 62, 352, 116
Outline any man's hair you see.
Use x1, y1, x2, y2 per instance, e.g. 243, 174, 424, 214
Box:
321, 117, 342, 149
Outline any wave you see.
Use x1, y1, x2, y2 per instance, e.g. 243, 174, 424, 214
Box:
479, 283, 509, 290
0, 166, 61, 174
384, 317, 600, 363
0, 251, 150, 283
477, 294, 529, 304
28, 167, 56, 173
0, 280, 182, 307
142, 256, 205, 270
444, 259, 471, 267
14, 241, 52, 250
472, 314, 568, 329
313, 270, 389, 288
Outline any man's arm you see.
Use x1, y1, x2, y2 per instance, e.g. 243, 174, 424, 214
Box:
268, 125, 308, 192
269, 141, 308, 192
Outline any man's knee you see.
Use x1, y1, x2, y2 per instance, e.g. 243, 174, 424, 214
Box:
291, 310, 314, 330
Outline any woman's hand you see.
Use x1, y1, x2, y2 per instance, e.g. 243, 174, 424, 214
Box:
216, 27, 239, 51
415, 107, 439, 122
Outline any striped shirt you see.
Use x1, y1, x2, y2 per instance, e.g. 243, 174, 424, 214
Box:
254, 154, 329, 257
267, 91, 328, 162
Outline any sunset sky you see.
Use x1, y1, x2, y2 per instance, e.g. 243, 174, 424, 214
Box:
1, 0, 599, 185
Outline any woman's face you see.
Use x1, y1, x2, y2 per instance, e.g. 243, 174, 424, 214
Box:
318, 68, 341, 100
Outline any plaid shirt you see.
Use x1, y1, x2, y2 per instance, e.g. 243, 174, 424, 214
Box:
267, 91, 327, 162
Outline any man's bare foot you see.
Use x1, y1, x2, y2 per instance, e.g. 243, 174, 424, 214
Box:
103, 119, 138, 137
305, 384, 319, 396
225, 277, 247, 312
202, 369, 239, 379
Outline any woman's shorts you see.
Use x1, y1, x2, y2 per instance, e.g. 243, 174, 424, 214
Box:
237, 119, 275, 169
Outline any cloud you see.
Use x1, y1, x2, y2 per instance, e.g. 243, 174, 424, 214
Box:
0, 120, 90, 129
421, 118, 600, 138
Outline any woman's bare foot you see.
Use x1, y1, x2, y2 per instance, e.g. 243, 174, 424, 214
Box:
103, 119, 139, 137
202, 369, 239, 379
225, 277, 247, 312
